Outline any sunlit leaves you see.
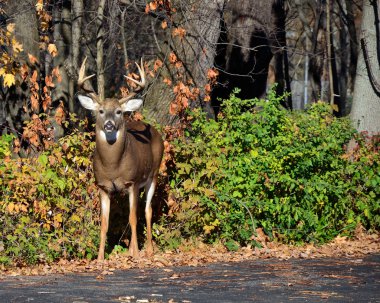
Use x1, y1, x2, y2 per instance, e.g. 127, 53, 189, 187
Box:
161, 20, 168, 29
35, 0, 44, 12
3, 74, 15, 87
6, 23, 15, 34
153, 59, 163, 72
28, 54, 38, 64
48, 43, 58, 57
145, 0, 174, 14
0, 23, 24, 87
172, 27, 186, 39
12, 39, 23, 53
0, 127, 98, 265
160, 92, 378, 250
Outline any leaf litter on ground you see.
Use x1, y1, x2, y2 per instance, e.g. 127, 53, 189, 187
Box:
1, 226, 379, 277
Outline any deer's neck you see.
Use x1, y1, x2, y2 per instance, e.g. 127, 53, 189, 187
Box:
95, 127, 129, 168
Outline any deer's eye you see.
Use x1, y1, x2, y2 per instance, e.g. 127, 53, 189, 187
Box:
116, 109, 122, 115
99, 109, 105, 115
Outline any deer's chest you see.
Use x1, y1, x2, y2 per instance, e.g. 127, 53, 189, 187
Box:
93, 151, 153, 193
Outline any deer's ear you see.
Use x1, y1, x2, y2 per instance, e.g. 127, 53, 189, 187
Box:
78, 95, 99, 111
121, 99, 143, 112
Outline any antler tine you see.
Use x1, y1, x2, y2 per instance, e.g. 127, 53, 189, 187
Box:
119, 58, 146, 105
124, 59, 145, 88
78, 56, 101, 104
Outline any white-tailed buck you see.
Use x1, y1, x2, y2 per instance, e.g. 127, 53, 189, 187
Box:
77, 57, 164, 260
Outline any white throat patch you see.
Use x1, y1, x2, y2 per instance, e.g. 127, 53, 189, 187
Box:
99, 130, 120, 142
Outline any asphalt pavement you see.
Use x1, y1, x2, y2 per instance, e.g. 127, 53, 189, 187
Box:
0, 254, 379, 303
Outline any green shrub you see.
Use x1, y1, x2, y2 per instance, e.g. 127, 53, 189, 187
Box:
344, 133, 380, 231
0, 124, 100, 265
156, 89, 379, 249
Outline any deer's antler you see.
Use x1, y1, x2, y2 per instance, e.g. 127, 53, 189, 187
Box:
119, 59, 146, 105
78, 56, 102, 104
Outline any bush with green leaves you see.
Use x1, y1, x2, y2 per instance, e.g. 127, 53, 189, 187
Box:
155, 90, 379, 249
0, 121, 100, 265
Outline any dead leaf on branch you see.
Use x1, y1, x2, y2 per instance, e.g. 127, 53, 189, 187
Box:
48, 44, 58, 57
172, 27, 186, 39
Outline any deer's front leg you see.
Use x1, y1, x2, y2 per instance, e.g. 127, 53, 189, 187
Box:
145, 178, 156, 256
98, 188, 111, 261
129, 186, 139, 258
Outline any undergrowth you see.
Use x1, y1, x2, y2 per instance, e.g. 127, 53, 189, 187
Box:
154, 90, 379, 250
0, 118, 99, 265
0, 90, 379, 265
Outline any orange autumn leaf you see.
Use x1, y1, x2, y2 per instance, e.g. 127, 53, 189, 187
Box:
52, 66, 62, 82
163, 77, 172, 86
28, 53, 39, 64
133, 112, 143, 121
149, 1, 158, 11
42, 95, 52, 111
31, 94, 39, 111
169, 102, 178, 115
172, 27, 186, 39
169, 52, 177, 64
154, 59, 163, 72
175, 61, 183, 69
35, 0, 43, 11
31, 70, 38, 83
48, 43, 58, 57
207, 68, 219, 80
181, 96, 189, 108
30, 134, 40, 147
55, 102, 65, 125
7, 202, 15, 213
45, 75, 55, 87
21, 64, 29, 80
161, 20, 168, 29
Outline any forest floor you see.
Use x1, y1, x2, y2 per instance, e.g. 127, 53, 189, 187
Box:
0, 226, 379, 277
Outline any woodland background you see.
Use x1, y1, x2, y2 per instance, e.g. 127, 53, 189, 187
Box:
0, 0, 379, 137
0, 0, 379, 265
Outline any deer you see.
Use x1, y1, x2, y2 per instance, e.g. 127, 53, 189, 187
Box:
77, 57, 164, 260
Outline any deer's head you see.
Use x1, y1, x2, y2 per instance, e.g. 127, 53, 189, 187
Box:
77, 57, 145, 144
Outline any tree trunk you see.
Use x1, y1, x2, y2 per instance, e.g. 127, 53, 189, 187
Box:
211, 0, 289, 108
71, 0, 84, 112
351, 0, 380, 134
52, 2, 72, 111
144, 0, 225, 125
96, 0, 106, 101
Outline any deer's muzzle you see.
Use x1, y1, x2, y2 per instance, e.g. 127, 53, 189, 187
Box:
104, 120, 115, 132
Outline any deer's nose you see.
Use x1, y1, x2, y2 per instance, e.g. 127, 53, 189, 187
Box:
104, 120, 115, 132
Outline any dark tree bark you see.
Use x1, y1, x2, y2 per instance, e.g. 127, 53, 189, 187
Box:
51, 2, 72, 111
211, 0, 290, 109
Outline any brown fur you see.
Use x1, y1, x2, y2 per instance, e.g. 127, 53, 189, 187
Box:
81, 97, 164, 260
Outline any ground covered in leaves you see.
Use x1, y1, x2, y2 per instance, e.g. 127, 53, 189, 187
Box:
1, 228, 379, 278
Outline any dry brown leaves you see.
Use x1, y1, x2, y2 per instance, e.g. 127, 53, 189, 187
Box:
1, 229, 379, 277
